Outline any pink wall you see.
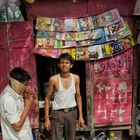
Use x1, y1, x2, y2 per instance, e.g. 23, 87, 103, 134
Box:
28, 0, 136, 17
0, 22, 39, 128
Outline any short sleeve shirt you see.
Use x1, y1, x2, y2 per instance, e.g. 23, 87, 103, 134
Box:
0, 85, 33, 140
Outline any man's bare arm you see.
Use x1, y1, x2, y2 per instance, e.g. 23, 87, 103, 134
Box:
12, 94, 33, 131
75, 75, 84, 127
44, 76, 54, 130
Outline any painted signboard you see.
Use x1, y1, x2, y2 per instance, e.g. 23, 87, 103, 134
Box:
93, 49, 133, 124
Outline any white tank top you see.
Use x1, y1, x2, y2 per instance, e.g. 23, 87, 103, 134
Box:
52, 73, 77, 110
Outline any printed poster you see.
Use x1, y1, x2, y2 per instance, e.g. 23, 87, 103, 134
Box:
94, 79, 132, 124
93, 49, 133, 124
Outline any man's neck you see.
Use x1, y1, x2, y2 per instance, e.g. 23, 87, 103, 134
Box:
60, 73, 71, 79
9, 83, 20, 94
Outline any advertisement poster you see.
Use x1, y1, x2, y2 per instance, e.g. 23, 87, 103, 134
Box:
93, 49, 133, 124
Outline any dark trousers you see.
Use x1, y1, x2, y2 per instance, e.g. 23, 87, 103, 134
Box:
50, 109, 77, 140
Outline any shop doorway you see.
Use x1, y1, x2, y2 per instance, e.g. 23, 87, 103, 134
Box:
35, 54, 87, 125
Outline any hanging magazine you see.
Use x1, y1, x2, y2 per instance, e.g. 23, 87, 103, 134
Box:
97, 8, 121, 27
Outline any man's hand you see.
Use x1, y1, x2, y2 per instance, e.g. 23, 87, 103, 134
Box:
44, 118, 51, 131
24, 89, 33, 109
78, 117, 85, 128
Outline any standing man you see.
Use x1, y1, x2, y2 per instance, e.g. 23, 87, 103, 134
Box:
44, 53, 85, 140
0, 67, 33, 140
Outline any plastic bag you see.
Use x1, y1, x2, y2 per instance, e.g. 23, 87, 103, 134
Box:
92, 132, 110, 140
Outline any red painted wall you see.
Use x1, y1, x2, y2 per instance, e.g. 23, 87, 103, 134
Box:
28, 0, 136, 17
0, 22, 39, 128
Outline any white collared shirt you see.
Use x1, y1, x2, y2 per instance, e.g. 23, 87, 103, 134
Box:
0, 85, 32, 140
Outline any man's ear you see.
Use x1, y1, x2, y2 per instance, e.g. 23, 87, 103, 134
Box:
9, 77, 14, 82
58, 64, 60, 68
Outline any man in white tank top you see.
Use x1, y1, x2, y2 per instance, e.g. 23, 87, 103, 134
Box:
44, 53, 85, 140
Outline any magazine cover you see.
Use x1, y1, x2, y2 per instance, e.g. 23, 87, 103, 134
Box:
35, 48, 61, 58
64, 40, 76, 48
36, 16, 54, 31
61, 48, 76, 59
101, 44, 113, 58
91, 28, 106, 45
121, 36, 136, 49
75, 31, 91, 41
54, 32, 73, 41
35, 37, 55, 48
54, 40, 76, 48
76, 40, 92, 47
65, 32, 75, 41
37, 30, 55, 38
34, 48, 53, 57
54, 40, 63, 48
53, 18, 64, 32
88, 16, 99, 30
76, 47, 88, 61
35, 38, 46, 48
88, 45, 103, 60
77, 17, 89, 31
55, 32, 63, 40
52, 49, 61, 58
105, 22, 132, 42
97, 9, 121, 27
116, 28, 132, 40
106, 18, 126, 35
110, 41, 125, 54
64, 18, 77, 31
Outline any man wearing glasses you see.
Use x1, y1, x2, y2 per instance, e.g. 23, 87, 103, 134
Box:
0, 67, 33, 140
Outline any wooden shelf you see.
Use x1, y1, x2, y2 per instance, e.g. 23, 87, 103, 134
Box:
94, 125, 131, 131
